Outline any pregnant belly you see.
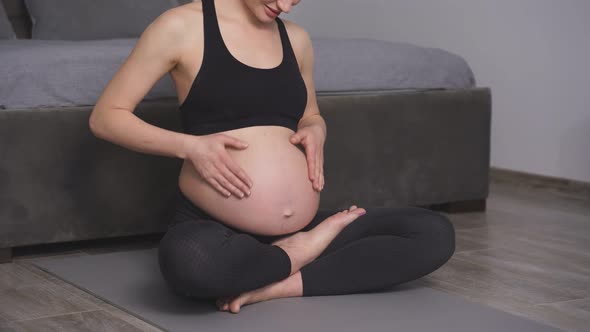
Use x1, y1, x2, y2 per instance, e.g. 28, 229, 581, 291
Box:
178, 125, 321, 236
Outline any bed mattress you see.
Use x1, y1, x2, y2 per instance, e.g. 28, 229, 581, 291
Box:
0, 37, 475, 109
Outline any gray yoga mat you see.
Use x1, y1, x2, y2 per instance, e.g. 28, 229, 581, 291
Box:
32, 248, 564, 332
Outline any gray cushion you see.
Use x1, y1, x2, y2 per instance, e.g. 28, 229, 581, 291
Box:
24, 0, 180, 40
0, 0, 17, 40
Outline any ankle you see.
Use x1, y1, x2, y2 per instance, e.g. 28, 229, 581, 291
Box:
281, 271, 303, 297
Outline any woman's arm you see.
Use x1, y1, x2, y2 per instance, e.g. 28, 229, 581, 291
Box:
283, 20, 326, 191
89, 9, 191, 160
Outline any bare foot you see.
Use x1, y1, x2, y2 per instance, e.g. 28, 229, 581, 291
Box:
216, 271, 303, 314
214, 206, 365, 314
271, 205, 366, 275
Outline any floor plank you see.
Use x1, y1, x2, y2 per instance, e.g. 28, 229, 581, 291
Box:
0, 282, 98, 323
0, 309, 150, 332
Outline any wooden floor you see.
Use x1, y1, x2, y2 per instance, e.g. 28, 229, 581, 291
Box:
1, 179, 589, 332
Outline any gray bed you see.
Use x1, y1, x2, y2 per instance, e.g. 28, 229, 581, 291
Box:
0, 0, 491, 263
0, 37, 475, 109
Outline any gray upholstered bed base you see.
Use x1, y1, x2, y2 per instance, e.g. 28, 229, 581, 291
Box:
0, 87, 491, 263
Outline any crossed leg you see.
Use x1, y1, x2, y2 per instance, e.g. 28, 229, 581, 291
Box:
216, 205, 455, 312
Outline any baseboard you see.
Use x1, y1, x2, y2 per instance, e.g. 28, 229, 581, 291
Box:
490, 166, 590, 200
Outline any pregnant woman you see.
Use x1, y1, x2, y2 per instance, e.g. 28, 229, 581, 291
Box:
90, 0, 455, 314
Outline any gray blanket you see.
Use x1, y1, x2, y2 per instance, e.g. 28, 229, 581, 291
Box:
0, 37, 475, 109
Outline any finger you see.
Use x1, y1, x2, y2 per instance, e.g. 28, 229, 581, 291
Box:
221, 156, 253, 192
208, 176, 232, 197
215, 173, 243, 198
218, 163, 249, 198
222, 135, 248, 149
307, 149, 316, 181
212, 167, 243, 198
315, 152, 320, 189
319, 151, 324, 190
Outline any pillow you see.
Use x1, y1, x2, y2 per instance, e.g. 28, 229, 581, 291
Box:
0, 0, 17, 39
24, 0, 180, 40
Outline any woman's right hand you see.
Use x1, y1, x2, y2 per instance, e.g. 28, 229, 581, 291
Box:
183, 134, 253, 198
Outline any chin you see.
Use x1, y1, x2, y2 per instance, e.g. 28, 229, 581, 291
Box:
259, 12, 274, 23
258, 5, 277, 22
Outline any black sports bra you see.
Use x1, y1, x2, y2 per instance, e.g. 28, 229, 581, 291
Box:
178, 0, 308, 136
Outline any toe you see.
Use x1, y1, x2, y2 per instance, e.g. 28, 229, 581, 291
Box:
223, 298, 232, 309
346, 209, 365, 220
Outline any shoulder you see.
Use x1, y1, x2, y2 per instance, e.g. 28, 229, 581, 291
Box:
280, 18, 312, 51
136, 2, 203, 61
149, 2, 203, 36
279, 18, 313, 68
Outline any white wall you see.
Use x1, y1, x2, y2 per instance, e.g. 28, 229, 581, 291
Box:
284, 0, 590, 183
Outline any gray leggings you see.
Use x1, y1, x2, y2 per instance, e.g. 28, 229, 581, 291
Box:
158, 188, 455, 299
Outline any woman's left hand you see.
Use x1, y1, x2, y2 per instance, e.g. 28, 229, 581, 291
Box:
290, 125, 326, 192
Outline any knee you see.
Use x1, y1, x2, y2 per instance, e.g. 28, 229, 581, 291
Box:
157, 221, 233, 299
432, 211, 456, 264
414, 208, 456, 263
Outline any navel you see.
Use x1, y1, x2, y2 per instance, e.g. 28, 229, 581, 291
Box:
282, 208, 295, 218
